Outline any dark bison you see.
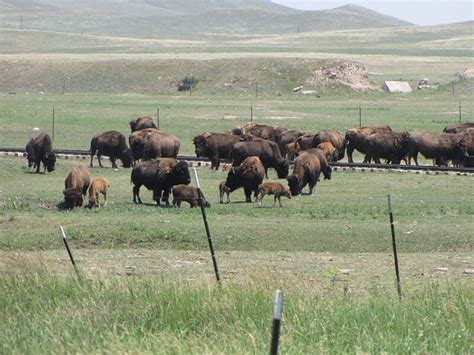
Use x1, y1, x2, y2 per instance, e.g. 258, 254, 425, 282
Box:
364, 131, 410, 164
443, 122, 474, 134
287, 151, 322, 196
312, 130, 345, 161
295, 134, 316, 151
407, 132, 469, 166
25, 133, 56, 173
129, 129, 180, 161
225, 156, 265, 203
229, 122, 287, 142
345, 125, 393, 163
131, 158, 191, 206
129, 116, 157, 132
277, 130, 305, 157
231, 138, 289, 178
193, 132, 252, 170
63, 164, 91, 210
90, 131, 133, 168
297, 148, 332, 180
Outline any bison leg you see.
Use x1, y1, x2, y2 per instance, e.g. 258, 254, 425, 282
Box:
133, 185, 142, 204
256, 192, 264, 208
102, 190, 107, 207
244, 187, 252, 203
347, 145, 354, 163
98, 155, 104, 168
226, 192, 230, 204
90, 153, 94, 168
110, 156, 118, 169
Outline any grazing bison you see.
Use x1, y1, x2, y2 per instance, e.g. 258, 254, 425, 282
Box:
256, 182, 291, 208
286, 151, 321, 196
277, 130, 305, 157
131, 158, 191, 206
312, 130, 345, 161
25, 133, 56, 173
90, 131, 133, 168
231, 138, 289, 178
364, 131, 410, 164
63, 164, 91, 210
407, 132, 469, 166
87, 177, 109, 208
129, 129, 180, 161
129, 116, 157, 132
229, 122, 287, 142
298, 148, 332, 180
193, 132, 252, 170
316, 142, 338, 162
219, 180, 231, 204
443, 122, 474, 134
345, 125, 393, 163
225, 156, 265, 203
172, 185, 210, 208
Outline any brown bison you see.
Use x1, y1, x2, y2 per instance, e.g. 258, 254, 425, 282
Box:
285, 142, 300, 160
345, 125, 393, 163
172, 185, 210, 208
193, 132, 252, 170
312, 130, 345, 161
443, 122, 474, 134
364, 131, 410, 164
225, 156, 265, 203
286, 151, 321, 196
25, 133, 56, 173
277, 130, 305, 157
231, 138, 289, 178
316, 142, 338, 162
256, 182, 291, 208
129, 116, 157, 132
219, 180, 231, 204
129, 129, 180, 161
229, 122, 287, 142
63, 164, 91, 209
295, 134, 316, 151
90, 131, 133, 168
131, 158, 191, 206
297, 148, 332, 180
407, 132, 469, 166
87, 177, 109, 208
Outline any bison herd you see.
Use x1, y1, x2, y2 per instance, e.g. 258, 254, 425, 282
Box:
24, 116, 474, 209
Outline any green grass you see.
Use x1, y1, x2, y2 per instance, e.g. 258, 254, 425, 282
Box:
0, 270, 471, 354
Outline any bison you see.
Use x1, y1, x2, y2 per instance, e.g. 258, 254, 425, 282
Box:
286, 151, 322, 196
131, 158, 191, 206
219, 180, 231, 204
312, 130, 345, 161
193, 132, 252, 170
129, 116, 157, 132
87, 177, 109, 208
172, 185, 210, 208
442, 122, 474, 134
256, 182, 291, 208
63, 164, 91, 210
316, 142, 338, 162
225, 156, 265, 203
364, 131, 410, 165
277, 130, 305, 157
90, 131, 133, 168
231, 138, 289, 178
129, 129, 180, 161
295, 134, 315, 152
297, 148, 332, 180
229, 122, 287, 142
407, 132, 469, 166
25, 133, 56, 173
345, 125, 393, 163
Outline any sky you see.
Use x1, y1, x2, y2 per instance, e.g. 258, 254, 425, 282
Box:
271, 1, 474, 26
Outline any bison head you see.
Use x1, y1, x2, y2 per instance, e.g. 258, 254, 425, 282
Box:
169, 161, 191, 186
225, 167, 240, 192
63, 187, 83, 209
286, 175, 302, 196
44, 153, 56, 172
239, 134, 254, 141
275, 160, 289, 179
193, 135, 211, 158
121, 149, 134, 168
129, 120, 138, 132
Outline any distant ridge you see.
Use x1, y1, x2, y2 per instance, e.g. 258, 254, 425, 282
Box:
0, 0, 413, 37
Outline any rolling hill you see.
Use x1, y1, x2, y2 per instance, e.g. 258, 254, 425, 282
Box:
0, 0, 413, 36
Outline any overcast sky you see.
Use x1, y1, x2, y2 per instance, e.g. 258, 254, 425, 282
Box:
272, 1, 473, 26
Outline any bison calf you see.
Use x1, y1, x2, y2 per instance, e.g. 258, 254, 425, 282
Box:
219, 180, 231, 204
172, 184, 210, 208
256, 182, 291, 208
87, 178, 109, 208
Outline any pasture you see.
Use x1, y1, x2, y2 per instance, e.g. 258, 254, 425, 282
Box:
1, 17, 473, 352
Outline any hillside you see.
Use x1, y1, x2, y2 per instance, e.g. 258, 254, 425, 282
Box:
0, 0, 413, 36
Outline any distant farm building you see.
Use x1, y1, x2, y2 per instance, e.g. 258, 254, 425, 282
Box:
384, 81, 412, 93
